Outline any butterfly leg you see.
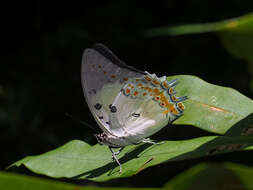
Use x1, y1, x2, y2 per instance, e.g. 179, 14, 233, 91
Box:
142, 138, 164, 145
112, 147, 124, 155
109, 146, 122, 173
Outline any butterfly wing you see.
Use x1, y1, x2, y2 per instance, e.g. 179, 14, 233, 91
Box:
81, 44, 145, 135
110, 72, 187, 143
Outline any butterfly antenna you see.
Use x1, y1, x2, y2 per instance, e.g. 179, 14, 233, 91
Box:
65, 113, 100, 133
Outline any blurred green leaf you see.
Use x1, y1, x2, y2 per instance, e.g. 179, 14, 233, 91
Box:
164, 162, 253, 190
10, 135, 253, 181
0, 171, 159, 190
146, 13, 253, 37
147, 12, 253, 90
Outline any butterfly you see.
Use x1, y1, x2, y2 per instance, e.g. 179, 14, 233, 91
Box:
81, 44, 187, 173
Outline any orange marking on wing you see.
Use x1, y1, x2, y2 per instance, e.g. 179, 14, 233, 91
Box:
134, 91, 139, 96
162, 81, 169, 89
103, 71, 107, 74
123, 77, 128, 81
169, 105, 179, 115
153, 88, 160, 95
177, 102, 185, 111
145, 87, 152, 92
111, 75, 116, 78
137, 83, 143, 87
152, 79, 160, 85
159, 92, 173, 108
143, 92, 147, 96
98, 65, 102, 68
171, 95, 178, 102
136, 79, 140, 82
162, 109, 169, 114
145, 76, 151, 81
125, 88, 131, 94
169, 88, 174, 94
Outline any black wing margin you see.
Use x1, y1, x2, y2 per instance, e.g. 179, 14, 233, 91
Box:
92, 43, 146, 75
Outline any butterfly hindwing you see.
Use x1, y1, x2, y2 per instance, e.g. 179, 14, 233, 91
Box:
108, 73, 180, 142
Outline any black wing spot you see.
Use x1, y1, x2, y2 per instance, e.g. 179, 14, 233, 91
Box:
99, 116, 103, 119
92, 89, 96, 94
88, 89, 96, 95
132, 113, 140, 117
106, 121, 110, 125
110, 105, 117, 113
94, 103, 102, 110
109, 104, 112, 109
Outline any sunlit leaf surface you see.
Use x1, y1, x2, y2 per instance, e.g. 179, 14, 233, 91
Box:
10, 135, 253, 181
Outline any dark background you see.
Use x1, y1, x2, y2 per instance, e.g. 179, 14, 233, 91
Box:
1, 0, 253, 187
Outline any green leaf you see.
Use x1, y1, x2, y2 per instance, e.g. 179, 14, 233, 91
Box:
164, 162, 253, 190
168, 75, 253, 134
9, 135, 253, 182
9, 76, 253, 181
0, 171, 159, 190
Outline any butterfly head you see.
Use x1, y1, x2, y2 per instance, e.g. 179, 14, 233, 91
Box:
94, 133, 108, 145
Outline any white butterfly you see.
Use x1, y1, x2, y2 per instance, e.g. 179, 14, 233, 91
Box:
81, 44, 187, 173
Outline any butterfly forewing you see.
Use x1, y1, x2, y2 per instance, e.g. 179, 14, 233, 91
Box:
81, 44, 145, 135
